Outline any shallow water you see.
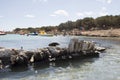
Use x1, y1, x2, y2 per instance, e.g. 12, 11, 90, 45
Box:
0, 34, 120, 80
0, 34, 70, 50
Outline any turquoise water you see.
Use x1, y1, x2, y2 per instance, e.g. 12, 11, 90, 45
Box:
0, 34, 120, 80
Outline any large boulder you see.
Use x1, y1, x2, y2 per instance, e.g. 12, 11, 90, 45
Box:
0, 48, 19, 65
10, 54, 28, 67
67, 39, 95, 53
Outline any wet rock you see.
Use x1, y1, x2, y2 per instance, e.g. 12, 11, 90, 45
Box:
48, 42, 60, 47
0, 38, 106, 67
31, 52, 43, 62
0, 48, 19, 65
24, 51, 34, 61
47, 47, 61, 57
29, 49, 50, 63
10, 54, 28, 67
0, 59, 3, 69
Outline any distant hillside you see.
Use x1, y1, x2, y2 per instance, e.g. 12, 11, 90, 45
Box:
13, 15, 120, 33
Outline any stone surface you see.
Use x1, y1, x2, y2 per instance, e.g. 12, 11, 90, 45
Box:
0, 39, 106, 67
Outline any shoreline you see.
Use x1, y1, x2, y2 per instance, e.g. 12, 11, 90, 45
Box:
81, 28, 120, 37
2, 28, 120, 38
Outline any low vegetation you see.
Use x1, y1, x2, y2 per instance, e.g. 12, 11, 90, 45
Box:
14, 15, 120, 33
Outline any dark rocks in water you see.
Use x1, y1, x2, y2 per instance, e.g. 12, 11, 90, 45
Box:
48, 42, 60, 46
29, 48, 50, 63
10, 55, 28, 67
24, 51, 34, 61
10, 51, 29, 67
0, 38, 106, 67
47, 47, 61, 57
0, 48, 20, 65
30, 51, 44, 62
0, 48, 28, 67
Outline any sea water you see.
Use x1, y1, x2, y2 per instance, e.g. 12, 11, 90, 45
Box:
0, 34, 120, 80
0, 34, 70, 50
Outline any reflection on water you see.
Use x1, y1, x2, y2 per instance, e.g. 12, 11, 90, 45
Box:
0, 57, 98, 80
0, 35, 120, 80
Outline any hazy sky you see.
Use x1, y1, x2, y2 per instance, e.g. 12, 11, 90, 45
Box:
0, 0, 120, 31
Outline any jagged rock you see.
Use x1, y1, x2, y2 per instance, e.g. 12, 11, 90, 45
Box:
24, 51, 34, 60
0, 38, 106, 67
29, 49, 49, 63
10, 54, 28, 66
0, 48, 19, 65
0, 59, 3, 69
68, 38, 79, 53
67, 39, 95, 54
47, 47, 61, 57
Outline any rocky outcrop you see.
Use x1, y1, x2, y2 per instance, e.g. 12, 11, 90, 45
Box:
0, 39, 106, 68
0, 48, 20, 65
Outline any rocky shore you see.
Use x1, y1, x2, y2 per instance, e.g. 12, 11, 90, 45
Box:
81, 28, 120, 37
0, 39, 106, 68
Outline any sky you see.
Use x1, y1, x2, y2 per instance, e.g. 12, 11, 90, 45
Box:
0, 0, 120, 31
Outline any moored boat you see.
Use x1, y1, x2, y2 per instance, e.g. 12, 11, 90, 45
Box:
39, 30, 53, 36
0, 31, 6, 35
27, 32, 38, 36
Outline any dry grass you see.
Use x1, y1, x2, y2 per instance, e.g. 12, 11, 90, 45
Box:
81, 28, 120, 37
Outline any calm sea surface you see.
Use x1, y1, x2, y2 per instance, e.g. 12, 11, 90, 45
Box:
0, 34, 120, 80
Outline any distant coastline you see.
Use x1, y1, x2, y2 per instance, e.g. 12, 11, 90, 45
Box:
5, 28, 120, 37
11, 15, 120, 37
81, 28, 120, 37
